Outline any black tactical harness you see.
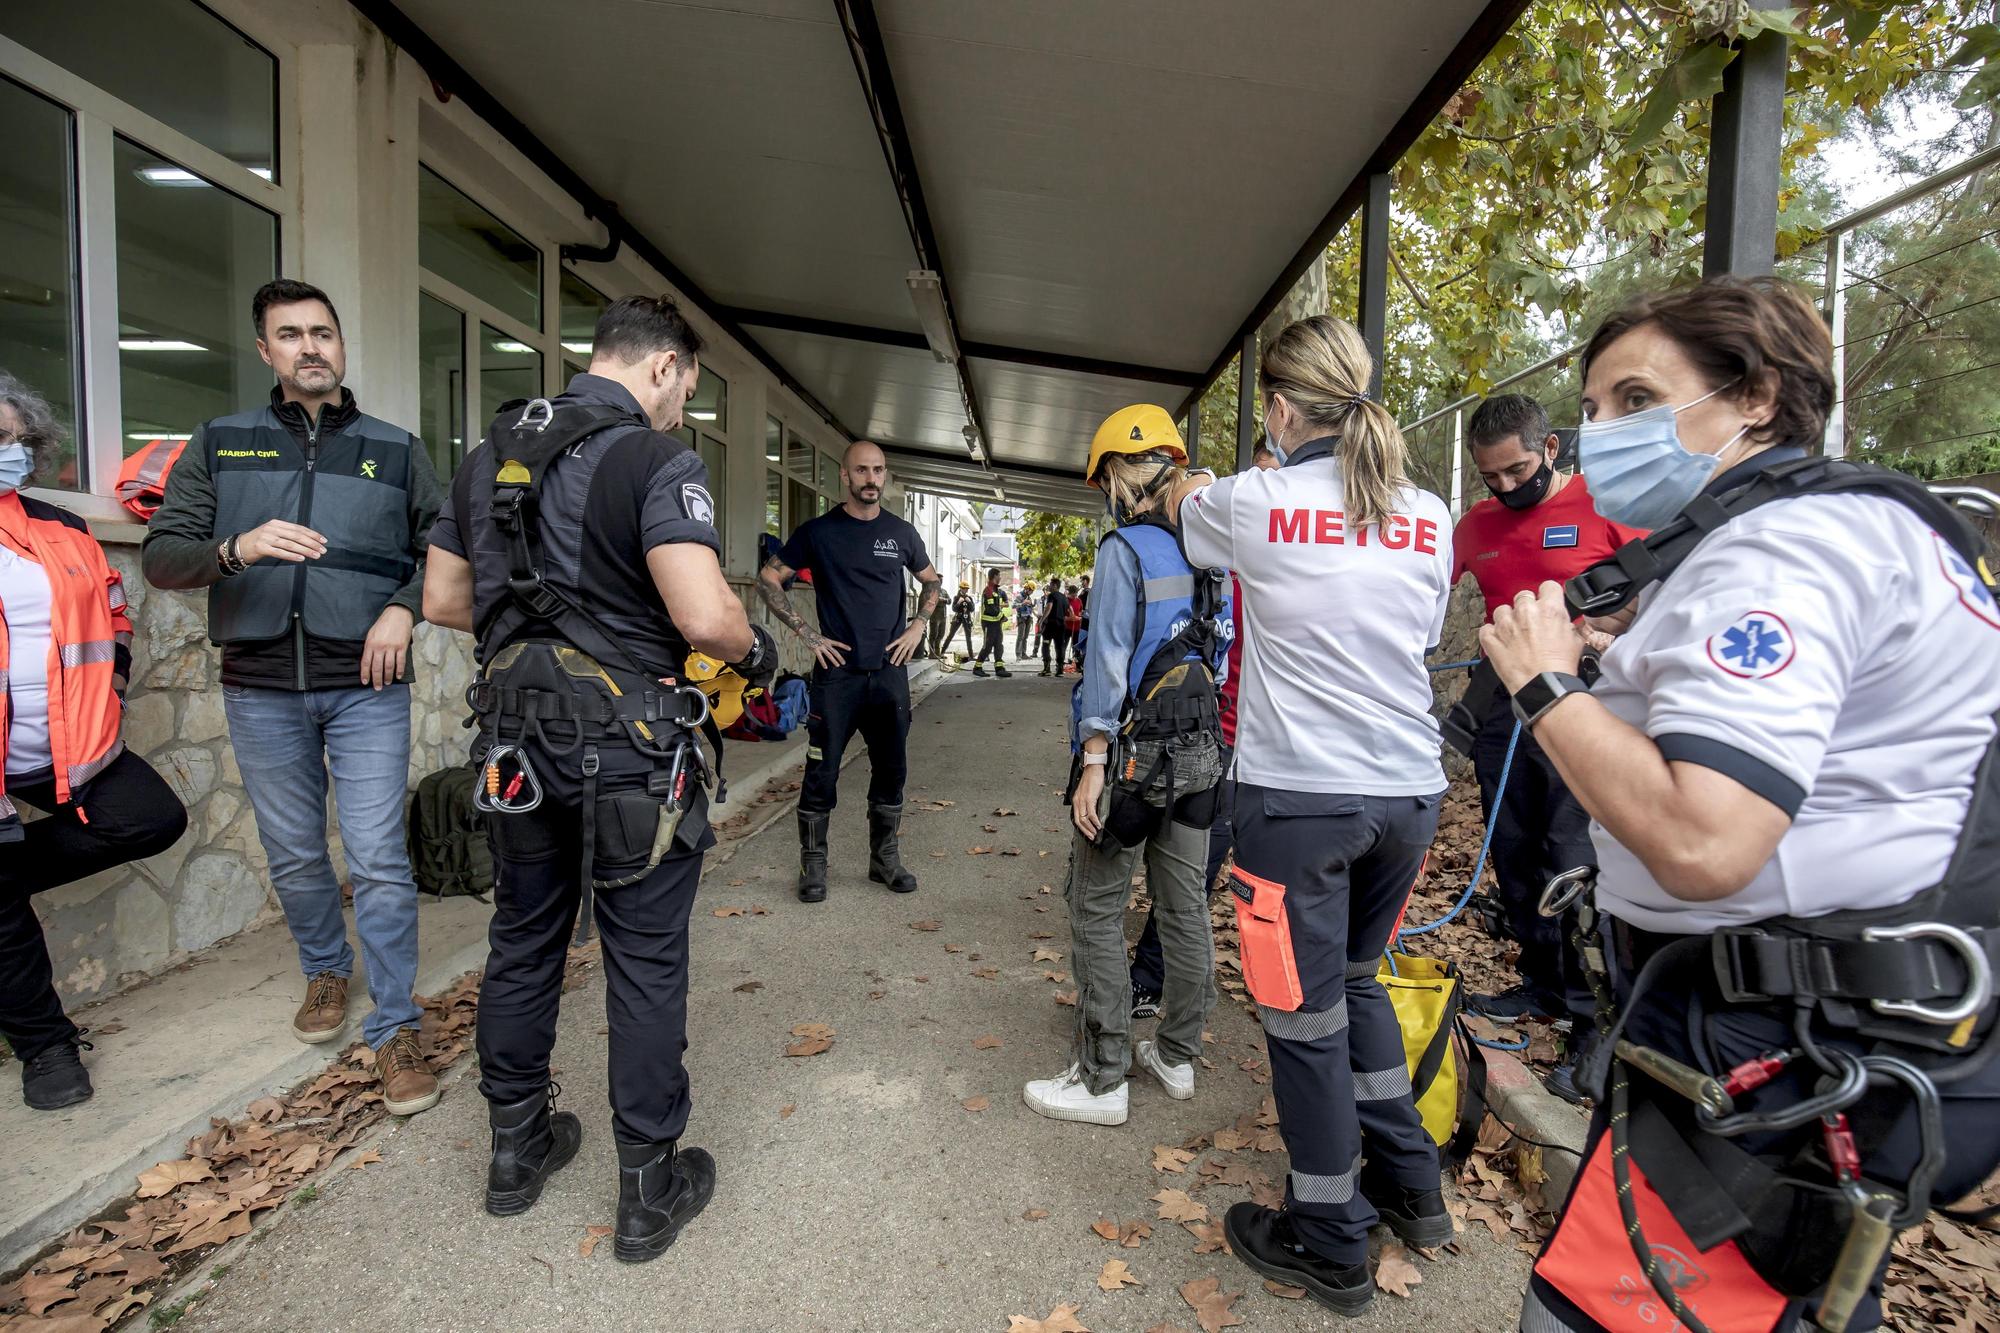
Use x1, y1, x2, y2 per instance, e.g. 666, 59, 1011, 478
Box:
463, 397, 720, 944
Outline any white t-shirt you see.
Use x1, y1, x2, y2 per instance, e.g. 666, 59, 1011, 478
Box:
1179, 451, 1452, 796
1591, 491, 2000, 932
0, 541, 55, 778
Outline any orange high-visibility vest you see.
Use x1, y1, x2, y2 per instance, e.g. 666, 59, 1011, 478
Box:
116, 437, 186, 521
0, 491, 132, 827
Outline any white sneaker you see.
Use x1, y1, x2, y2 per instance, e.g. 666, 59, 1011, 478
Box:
1136, 1039, 1195, 1100
1023, 1064, 1129, 1125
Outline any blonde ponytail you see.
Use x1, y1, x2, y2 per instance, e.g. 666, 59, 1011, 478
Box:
1259, 316, 1412, 530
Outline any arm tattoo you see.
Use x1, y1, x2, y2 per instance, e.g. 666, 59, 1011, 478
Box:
915, 574, 942, 620
757, 556, 817, 640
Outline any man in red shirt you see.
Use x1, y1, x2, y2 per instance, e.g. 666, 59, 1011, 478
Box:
1449, 396, 1643, 1086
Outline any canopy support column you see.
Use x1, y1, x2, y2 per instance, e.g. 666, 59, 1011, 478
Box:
1703, 31, 1787, 278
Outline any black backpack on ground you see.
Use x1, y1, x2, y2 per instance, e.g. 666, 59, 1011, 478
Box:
407, 762, 495, 900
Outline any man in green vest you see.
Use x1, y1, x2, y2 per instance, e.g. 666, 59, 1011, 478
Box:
144, 278, 443, 1117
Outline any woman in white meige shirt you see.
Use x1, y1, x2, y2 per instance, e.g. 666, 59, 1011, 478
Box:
1482, 277, 2000, 1332
0, 372, 186, 1113
1172, 316, 1453, 1317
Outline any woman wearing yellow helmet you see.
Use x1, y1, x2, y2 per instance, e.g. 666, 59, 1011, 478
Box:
1023, 405, 1231, 1128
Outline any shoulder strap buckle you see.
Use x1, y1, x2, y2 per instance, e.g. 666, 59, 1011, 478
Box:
515, 398, 557, 433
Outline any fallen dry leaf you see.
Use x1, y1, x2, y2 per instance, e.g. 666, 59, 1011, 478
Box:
1092, 1217, 1122, 1242
711, 906, 745, 918
579, 1224, 615, 1258
1152, 1189, 1208, 1224
1152, 1145, 1196, 1174
1032, 948, 1063, 963
1022, 1208, 1050, 1221
732, 980, 764, 993
972, 966, 1000, 980
1376, 1244, 1423, 1298
778, 1104, 796, 1118
1098, 1259, 1142, 1291
784, 1022, 835, 1057
929, 849, 949, 858
944, 943, 965, 953
1120, 1220, 1153, 1248
1179, 1276, 1245, 1332
967, 845, 994, 855
1054, 990, 1078, 1007
994, 807, 1018, 817
909, 919, 943, 931
135, 1159, 213, 1198
961, 1096, 990, 1112
1183, 1219, 1231, 1254
983, 823, 1000, 833
1263, 1279, 1307, 1300
973, 1036, 1005, 1050
1008, 1304, 1091, 1333
346, 1149, 383, 1170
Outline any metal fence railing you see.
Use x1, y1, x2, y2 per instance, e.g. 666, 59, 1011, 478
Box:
1401, 142, 2000, 515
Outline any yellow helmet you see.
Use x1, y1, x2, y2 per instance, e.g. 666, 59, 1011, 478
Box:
1025, 581, 1036, 590
684, 652, 748, 729
958, 579, 970, 589
1086, 404, 1186, 489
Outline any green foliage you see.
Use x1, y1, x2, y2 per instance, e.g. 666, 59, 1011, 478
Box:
1866, 434, 2000, 480
151, 1298, 195, 1329
1016, 509, 1098, 577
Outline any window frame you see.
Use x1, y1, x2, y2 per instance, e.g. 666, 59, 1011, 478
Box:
1, 21, 297, 507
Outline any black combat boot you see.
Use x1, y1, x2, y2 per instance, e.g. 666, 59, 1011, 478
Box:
615, 1140, 716, 1263
867, 803, 918, 894
485, 1086, 582, 1216
797, 810, 830, 903
21, 1038, 93, 1111
1357, 1158, 1452, 1249
1224, 1203, 1374, 1318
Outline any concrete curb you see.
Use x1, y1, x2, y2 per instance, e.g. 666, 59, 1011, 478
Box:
0, 929, 493, 1276
1479, 1047, 1589, 1203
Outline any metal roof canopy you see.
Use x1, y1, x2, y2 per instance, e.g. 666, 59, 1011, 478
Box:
363, 0, 1526, 511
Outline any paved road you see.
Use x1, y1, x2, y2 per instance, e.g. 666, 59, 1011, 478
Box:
178, 668, 1530, 1332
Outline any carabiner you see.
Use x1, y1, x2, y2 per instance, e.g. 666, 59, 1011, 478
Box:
1539, 865, 1596, 918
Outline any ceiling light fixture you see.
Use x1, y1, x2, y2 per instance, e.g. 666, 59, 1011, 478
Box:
118, 338, 206, 352
561, 341, 593, 354
137, 164, 272, 187
907, 270, 959, 364
687, 409, 718, 421
489, 340, 536, 354
126, 432, 193, 441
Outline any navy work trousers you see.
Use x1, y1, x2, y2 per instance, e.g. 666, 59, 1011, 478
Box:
1231, 783, 1442, 1266
1474, 705, 1596, 1020
478, 798, 703, 1148
800, 663, 911, 816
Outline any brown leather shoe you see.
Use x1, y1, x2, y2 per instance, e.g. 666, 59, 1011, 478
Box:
377, 1028, 440, 1116
292, 972, 349, 1044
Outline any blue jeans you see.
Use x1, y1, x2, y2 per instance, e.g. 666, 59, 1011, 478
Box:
223, 683, 422, 1047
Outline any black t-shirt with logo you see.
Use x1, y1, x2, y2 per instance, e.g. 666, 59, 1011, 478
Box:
779, 507, 930, 670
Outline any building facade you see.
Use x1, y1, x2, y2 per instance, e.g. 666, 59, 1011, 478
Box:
0, 0, 944, 1009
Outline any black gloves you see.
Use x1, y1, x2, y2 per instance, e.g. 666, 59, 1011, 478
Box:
729, 623, 780, 690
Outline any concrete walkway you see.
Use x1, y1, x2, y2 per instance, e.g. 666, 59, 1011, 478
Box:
171, 667, 1532, 1332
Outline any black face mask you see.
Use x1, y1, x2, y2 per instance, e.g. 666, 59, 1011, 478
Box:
1493, 459, 1553, 511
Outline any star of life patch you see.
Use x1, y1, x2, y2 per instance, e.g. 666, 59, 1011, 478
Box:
1706, 609, 1796, 680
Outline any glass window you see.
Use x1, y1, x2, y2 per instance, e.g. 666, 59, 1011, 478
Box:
114, 137, 275, 454
764, 415, 783, 465
2, 1, 278, 181
0, 78, 80, 489
479, 323, 540, 425
819, 451, 840, 498
417, 292, 465, 480
765, 467, 782, 537
698, 433, 727, 550
559, 270, 605, 382
686, 366, 726, 431
785, 430, 814, 478
816, 492, 830, 517
419, 166, 540, 329
786, 477, 814, 533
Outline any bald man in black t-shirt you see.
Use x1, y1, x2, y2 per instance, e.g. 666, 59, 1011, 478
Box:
759, 441, 943, 903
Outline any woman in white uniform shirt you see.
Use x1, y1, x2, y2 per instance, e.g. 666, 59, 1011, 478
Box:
1483, 277, 2000, 1332
1174, 316, 1454, 1316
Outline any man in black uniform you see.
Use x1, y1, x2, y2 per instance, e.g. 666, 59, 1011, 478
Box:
760, 441, 942, 903
947, 580, 975, 658
424, 295, 776, 1263
971, 568, 1012, 678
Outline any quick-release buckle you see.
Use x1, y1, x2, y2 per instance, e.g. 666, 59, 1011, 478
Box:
1563, 565, 1629, 619
1860, 922, 1993, 1025
1712, 929, 1780, 1005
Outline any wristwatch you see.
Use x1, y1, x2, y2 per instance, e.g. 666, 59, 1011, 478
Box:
1510, 671, 1589, 728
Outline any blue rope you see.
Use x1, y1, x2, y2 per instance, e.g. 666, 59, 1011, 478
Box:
1427, 657, 1482, 674
1396, 719, 1521, 942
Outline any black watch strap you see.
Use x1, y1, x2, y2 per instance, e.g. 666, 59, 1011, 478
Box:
1510, 671, 1590, 728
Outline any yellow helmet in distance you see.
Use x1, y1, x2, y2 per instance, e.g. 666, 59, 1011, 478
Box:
1086, 404, 1186, 489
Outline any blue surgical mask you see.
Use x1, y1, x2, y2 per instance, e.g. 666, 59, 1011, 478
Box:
1264, 419, 1288, 467
1576, 383, 1746, 529
0, 442, 31, 495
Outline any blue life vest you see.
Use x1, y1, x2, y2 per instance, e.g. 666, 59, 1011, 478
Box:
1069, 521, 1232, 751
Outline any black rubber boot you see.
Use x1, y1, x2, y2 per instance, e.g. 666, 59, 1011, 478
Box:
995, 662, 1012, 677
21, 1038, 93, 1111
1357, 1159, 1452, 1249
1223, 1202, 1374, 1318
797, 811, 830, 903
972, 666, 988, 677
485, 1086, 583, 1216
866, 803, 918, 894
615, 1140, 716, 1263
